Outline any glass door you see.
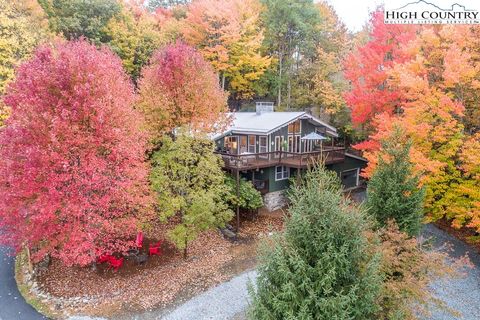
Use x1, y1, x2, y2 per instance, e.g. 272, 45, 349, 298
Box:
224, 136, 238, 154
259, 136, 267, 158
239, 136, 248, 154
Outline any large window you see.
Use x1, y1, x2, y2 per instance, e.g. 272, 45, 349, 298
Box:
274, 136, 285, 151
248, 135, 256, 153
288, 120, 301, 134
288, 135, 300, 153
239, 136, 248, 154
224, 136, 238, 154
275, 166, 290, 181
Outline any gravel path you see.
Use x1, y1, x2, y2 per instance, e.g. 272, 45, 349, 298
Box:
2, 224, 480, 320
159, 270, 257, 320
423, 224, 480, 320
153, 224, 480, 320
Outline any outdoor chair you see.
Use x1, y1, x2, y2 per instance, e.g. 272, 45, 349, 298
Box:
149, 241, 163, 256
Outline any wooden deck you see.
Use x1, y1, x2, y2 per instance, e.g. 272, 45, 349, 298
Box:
214, 147, 345, 170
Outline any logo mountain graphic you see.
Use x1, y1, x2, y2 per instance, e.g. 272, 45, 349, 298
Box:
394, 0, 474, 11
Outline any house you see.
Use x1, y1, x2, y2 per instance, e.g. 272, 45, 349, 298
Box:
213, 102, 367, 211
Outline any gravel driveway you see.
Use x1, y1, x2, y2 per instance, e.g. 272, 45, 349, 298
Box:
423, 224, 480, 320
2, 224, 480, 320
153, 224, 480, 320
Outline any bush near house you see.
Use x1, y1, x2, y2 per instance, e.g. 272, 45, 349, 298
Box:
150, 134, 233, 258
224, 176, 263, 212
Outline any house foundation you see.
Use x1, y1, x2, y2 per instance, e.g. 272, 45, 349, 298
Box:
263, 190, 287, 211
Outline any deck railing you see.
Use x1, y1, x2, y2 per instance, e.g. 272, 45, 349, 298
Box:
214, 147, 345, 170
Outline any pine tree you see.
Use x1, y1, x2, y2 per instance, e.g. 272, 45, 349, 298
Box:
249, 165, 382, 319
366, 128, 425, 236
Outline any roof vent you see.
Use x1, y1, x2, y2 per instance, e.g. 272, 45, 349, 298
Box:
255, 101, 274, 115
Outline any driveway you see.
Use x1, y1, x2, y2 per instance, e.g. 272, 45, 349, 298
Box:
0, 246, 45, 320
423, 224, 480, 320
1, 224, 480, 320
155, 224, 480, 320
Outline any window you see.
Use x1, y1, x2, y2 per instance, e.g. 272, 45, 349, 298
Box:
239, 136, 247, 154
275, 166, 290, 181
248, 135, 256, 153
274, 136, 285, 151
224, 136, 238, 154
288, 135, 300, 153
288, 120, 300, 134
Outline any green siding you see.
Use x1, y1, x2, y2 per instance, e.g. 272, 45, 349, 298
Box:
327, 155, 367, 175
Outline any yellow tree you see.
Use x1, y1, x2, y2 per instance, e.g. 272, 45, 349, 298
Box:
292, 2, 350, 136
0, 0, 50, 125
224, 0, 271, 99
181, 0, 270, 99
103, 3, 164, 80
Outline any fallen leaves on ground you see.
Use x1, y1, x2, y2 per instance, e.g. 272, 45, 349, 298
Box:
34, 214, 284, 317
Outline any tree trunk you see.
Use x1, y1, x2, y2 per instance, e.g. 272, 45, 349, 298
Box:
221, 73, 226, 90
25, 244, 33, 274
236, 169, 240, 232
183, 239, 188, 260
278, 52, 283, 107
287, 76, 291, 110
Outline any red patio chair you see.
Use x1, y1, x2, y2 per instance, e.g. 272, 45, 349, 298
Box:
107, 256, 124, 271
149, 241, 163, 256
97, 254, 111, 264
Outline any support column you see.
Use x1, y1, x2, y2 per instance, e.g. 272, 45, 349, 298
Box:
236, 168, 240, 232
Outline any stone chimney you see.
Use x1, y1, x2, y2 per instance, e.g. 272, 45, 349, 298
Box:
255, 101, 274, 115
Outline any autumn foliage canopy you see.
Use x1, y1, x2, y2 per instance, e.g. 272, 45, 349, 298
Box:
0, 40, 152, 266
138, 41, 228, 141
344, 11, 480, 231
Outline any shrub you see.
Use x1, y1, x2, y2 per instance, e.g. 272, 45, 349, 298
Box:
224, 176, 263, 211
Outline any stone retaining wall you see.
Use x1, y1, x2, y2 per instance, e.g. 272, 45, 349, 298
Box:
263, 190, 286, 211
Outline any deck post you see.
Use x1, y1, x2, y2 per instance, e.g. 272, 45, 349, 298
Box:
236, 167, 240, 232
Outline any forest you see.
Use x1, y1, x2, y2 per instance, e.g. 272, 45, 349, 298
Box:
0, 0, 480, 318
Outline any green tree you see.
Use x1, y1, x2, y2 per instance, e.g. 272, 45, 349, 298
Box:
224, 176, 263, 211
39, 0, 120, 44
249, 165, 382, 319
367, 128, 425, 236
150, 134, 233, 258
260, 0, 320, 108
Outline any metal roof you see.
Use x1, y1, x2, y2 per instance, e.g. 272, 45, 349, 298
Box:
212, 112, 338, 139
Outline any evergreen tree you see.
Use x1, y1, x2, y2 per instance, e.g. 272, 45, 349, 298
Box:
366, 128, 425, 236
249, 165, 382, 319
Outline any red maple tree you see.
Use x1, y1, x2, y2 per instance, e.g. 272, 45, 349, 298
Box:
0, 40, 153, 266
137, 41, 229, 141
343, 10, 418, 133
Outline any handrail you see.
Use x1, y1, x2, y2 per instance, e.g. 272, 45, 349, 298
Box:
213, 147, 345, 158
214, 147, 346, 169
